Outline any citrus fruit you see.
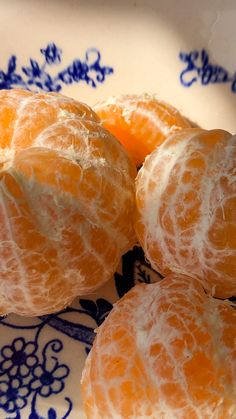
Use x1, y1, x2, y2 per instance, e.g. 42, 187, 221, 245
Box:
135, 128, 236, 298
0, 89, 136, 316
81, 275, 236, 418
94, 94, 191, 166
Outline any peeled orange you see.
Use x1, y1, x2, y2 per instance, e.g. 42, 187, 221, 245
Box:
81, 275, 236, 418
0, 89, 136, 316
94, 94, 191, 166
135, 128, 236, 298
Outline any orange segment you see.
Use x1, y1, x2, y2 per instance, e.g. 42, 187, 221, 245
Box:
81, 275, 236, 418
0, 89, 32, 148
94, 94, 191, 166
0, 89, 136, 316
135, 128, 236, 298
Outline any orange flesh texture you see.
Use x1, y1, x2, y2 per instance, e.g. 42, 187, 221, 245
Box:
135, 128, 236, 298
0, 89, 137, 316
94, 94, 191, 166
81, 275, 236, 419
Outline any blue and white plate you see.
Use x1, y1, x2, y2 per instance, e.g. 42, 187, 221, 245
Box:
0, 0, 235, 418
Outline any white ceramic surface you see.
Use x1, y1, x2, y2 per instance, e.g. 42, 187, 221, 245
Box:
0, 1, 235, 418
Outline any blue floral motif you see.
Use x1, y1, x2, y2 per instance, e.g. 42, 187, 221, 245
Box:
0, 334, 71, 418
79, 298, 113, 326
30, 364, 66, 397
0, 377, 30, 413
114, 246, 157, 298
179, 49, 236, 93
0, 337, 37, 378
30, 340, 69, 398
0, 42, 114, 93
28, 394, 72, 419
38, 314, 95, 348
40, 43, 62, 65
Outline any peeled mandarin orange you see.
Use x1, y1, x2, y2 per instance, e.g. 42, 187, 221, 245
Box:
0, 89, 136, 316
135, 128, 236, 298
93, 94, 191, 166
81, 275, 236, 419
